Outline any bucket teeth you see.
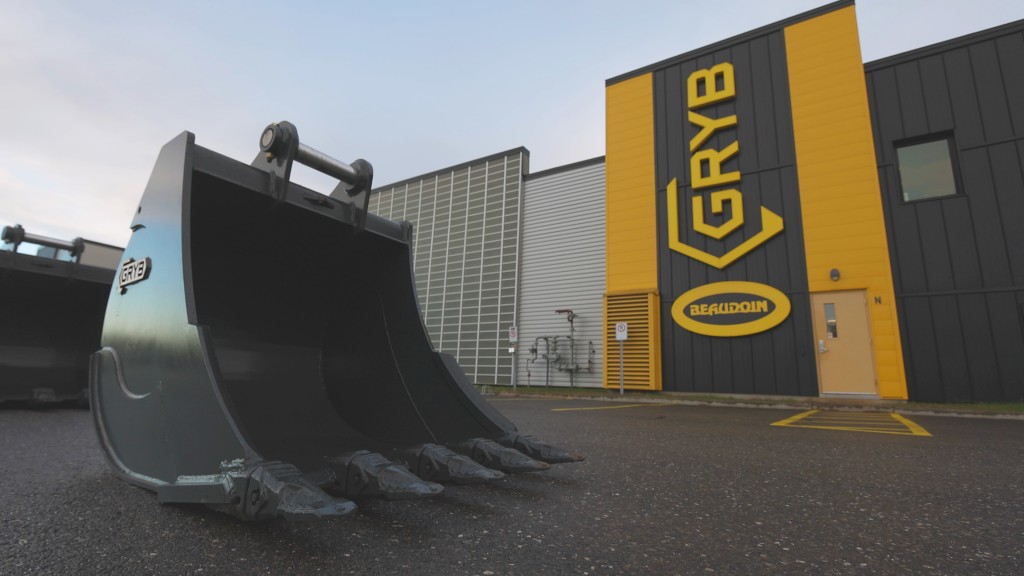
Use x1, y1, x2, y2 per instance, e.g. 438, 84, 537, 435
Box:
452, 438, 551, 473
235, 461, 357, 521
498, 433, 586, 464
394, 444, 505, 485
325, 450, 444, 500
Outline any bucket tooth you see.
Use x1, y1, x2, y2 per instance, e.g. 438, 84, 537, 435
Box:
498, 433, 586, 464
325, 450, 444, 500
244, 461, 356, 521
183, 460, 357, 521
452, 438, 551, 473
394, 444, 505, 485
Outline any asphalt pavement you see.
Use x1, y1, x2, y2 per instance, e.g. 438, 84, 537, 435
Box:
1, 398, 1022, 575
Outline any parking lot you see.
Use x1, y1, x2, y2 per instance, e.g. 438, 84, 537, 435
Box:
2, 398, 1022, 575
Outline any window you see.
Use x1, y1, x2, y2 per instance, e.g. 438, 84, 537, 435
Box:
895, 136, 959, 202
824, 303, 838, 339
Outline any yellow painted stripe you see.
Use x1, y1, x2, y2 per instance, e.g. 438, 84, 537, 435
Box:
802, 414, 901, 420
891, 412, 932, 437
769, 409, 819, 426
772, 410, 931, 436
785, 5, 908, 400
803, 420, 905, 427
780, 425, 921, 436
801, 415, 902, 422
551, 403, 667, 412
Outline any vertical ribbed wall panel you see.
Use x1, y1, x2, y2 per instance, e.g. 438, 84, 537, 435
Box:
603, 291, 660, 390
866, 21, 1024, 402
370, 150, 526, 386
515, 160, 606, 388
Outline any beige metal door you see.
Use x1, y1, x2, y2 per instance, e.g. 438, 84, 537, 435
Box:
811, 290, 877, 397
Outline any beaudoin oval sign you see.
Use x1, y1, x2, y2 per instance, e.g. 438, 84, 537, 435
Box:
671, 281, 791, 337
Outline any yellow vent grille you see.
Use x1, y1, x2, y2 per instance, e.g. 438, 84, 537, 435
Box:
603, 290, 661, 391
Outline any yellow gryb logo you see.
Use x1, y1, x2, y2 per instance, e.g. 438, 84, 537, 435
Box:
667, 62, 783, 269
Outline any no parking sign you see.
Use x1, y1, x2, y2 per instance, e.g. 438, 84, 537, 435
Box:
615, 322, 628, 394
615, 322, 628, 341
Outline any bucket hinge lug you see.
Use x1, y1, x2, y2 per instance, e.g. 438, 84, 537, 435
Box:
253, 121, 374, 232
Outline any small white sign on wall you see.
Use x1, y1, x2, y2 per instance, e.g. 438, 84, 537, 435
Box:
615, 322, 628, 341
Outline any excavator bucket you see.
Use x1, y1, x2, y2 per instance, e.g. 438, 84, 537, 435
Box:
1, 226, 117, 404
90, 122, 582, 521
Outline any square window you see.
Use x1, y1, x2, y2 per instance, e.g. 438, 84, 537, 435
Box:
895, 137, 959, 202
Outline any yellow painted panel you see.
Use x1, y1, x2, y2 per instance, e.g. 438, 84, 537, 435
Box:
606, 74, 657, 293
605, 74, 660, 391
786, 6, 907, 400
603, 291, 661, 390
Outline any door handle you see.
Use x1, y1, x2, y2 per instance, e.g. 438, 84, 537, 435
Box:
818, 339, 828, 354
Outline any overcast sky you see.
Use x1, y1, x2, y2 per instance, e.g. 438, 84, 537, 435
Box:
3, 0, 1022, 248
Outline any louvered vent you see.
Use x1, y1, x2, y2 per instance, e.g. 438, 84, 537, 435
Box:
603, 291, 660, 390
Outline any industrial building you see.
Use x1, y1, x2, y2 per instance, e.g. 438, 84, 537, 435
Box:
369, 0, 1024, 403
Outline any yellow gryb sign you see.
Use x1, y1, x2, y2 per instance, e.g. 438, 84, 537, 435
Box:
667, 63, 783, 269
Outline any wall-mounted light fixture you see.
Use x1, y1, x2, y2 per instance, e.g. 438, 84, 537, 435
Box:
830, 268, 841, 281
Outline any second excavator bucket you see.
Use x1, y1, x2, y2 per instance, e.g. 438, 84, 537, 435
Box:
90, 122, 582, 521
1, 226, 117, 404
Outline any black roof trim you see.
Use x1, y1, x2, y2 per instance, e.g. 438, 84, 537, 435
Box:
374, 147, 530, 191
525, 156, 605, 181
606, 0, 853, 86
865, 18, 1024, 71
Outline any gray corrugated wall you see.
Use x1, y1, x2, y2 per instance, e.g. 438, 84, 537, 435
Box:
369, 151, 526, 386
515, 161, 605, 388
866, 22, 1024, 402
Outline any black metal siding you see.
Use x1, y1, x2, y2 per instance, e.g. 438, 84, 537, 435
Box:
655, 31, 817, 396
868, 24, 1024, 402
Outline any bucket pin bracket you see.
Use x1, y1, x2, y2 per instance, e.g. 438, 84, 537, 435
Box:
255, 121, 374, 232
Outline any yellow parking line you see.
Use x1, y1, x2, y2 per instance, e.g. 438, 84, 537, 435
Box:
771, 410, 931, 436
770, 409, 819, 426
805, 414, 897, 419
780, 425, 918, 436
891, 412, 933, 437
551, 403, 666, 412
800, 417, 904, 426
803, 417, 903, 422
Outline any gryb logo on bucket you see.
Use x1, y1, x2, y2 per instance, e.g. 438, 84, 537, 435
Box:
118, 257, 151, 294
666, 62, 783, 269
666, 63, 790, 337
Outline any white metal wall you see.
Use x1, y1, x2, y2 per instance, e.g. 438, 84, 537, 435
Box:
515, 160, 606, 388
369, 150, 526, 386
